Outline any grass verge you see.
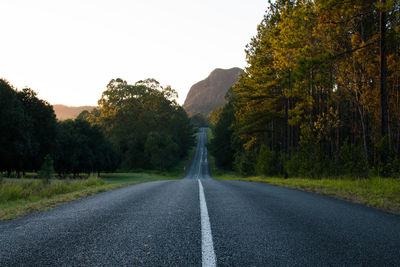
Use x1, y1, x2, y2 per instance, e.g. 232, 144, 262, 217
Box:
0, 136, 197, 221
0, 173, 178, 221
216, 175, 400, 214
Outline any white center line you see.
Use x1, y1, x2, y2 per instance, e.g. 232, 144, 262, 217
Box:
198, 179, 216, 267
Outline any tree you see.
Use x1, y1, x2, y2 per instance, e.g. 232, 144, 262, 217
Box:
54, 119, 119, 177
209, 103, 235, 170
190, 113, 209, 127
17, 88, 57, 171
380, 0, 388, 139
226, 0, 400, 177
88, 78, 194, 170
0, 79, 29, 176
38, 154, 54, 184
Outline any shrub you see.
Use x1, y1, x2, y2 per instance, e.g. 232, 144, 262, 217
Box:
339, 141, 368, 178
84, 177, 106, 187
255, 145, 277, 176
285, 142, 326, 178
234, 149, 256, 176
285, 152, 301, 177
38, 154, 54, 184
373, 137, 400, 177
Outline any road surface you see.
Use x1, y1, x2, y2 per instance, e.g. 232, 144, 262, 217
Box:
1, 128, 399, 266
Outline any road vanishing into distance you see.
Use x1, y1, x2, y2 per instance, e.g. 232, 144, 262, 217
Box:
1, 128, 400, 266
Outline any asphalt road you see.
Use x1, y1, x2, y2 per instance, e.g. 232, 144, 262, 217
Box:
1, 128, 399, 266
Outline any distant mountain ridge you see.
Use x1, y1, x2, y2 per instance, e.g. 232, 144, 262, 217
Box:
53, 104, 96, 120
183, 67, 243, 116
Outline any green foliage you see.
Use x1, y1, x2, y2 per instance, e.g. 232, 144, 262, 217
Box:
0, 79, 29, 175
16, 88, 57, 171
0, 178, 106, 203
223, 1, 400, 178
285, 152, 302, 177
373, 137, 400, 177
339, 141, 369, 179
0, 80, 57, 176
38, 154, 54, 184
0, 73, 192, 177
255, 145, 277, 176
234, 149, 256, 176
190, 113, 209, 127
88, 78, 194, 171
209, 103, 235, 170
144, 132, 179, 170
54, 119, 120, 176
284, 135, 323, 178
76, 110, 91, 121
208, 106, 224, 128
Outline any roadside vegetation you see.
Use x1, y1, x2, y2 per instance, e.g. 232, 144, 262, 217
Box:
205, 1, 400, 214
0, 170, 183, 221
208, 1, 400, 179
1, 78, 194, 178
208, 124, 400, 214
0, 77, 196, 221
214, 174, 400, 214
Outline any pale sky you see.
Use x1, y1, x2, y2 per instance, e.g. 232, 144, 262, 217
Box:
1, 0, 268, 106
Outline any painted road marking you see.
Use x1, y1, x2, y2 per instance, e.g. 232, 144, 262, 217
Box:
198, 179, 216, 267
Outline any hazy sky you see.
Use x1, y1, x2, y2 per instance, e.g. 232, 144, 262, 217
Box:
1, 0, 268, 106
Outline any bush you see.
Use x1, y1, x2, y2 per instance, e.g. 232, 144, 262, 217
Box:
38, 154, 54, 184
373, 137, 400, 177
234, 149, 256, 176
339, 141, 369, 178
84, 177, 106, 187
285, 142, 326, 178
285, 152, 301, 177
255, 145, 277, 176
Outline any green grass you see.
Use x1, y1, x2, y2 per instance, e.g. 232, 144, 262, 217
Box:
0, 171, 180, 221
0, 181, 150, 221
101, 172, 179, 184
0, 177, 105, 203
0, 133, 199, 221
216, 175, 400, 214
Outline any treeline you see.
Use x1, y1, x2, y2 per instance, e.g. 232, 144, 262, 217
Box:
210, 0, 400, 178
0, 79, 119, 177
1, 78, 194, 177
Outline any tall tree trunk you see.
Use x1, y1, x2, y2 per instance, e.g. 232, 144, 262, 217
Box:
397, 79, 400, 158
380, 0, 388, 138
284, 103, 289, 154
398, 125, 400, 158
358, 105, 369, 164
287, 70, 291, 156
271, 120, 275, 152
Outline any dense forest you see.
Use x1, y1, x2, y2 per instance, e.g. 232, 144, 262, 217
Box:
0, 78, 194, 178
210, 0, 400, 178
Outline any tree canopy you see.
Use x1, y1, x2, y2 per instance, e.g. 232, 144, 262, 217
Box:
0, 77, 193, 177
87, 78, 194, 170
0, 80, 57, 176
210, 0, 400, 178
